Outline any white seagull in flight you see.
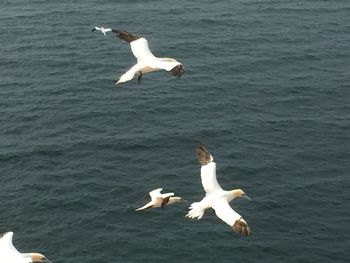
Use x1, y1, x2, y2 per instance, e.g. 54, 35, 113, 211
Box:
110, 30, 184, 85
135, 188, 184, 211
186, 144, 252, 236
0, 232, 52, 263
91, 26, 112, 36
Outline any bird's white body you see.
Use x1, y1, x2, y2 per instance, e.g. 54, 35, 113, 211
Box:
186, 145, 252, 235
0, 232, 31, 263
187, 162, 241, 222
135, 188, 182, 211
0, 232, 51, 263
93, 26, 112, 36
116, 38, 182, 84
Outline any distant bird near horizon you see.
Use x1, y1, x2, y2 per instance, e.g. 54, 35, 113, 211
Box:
91, 26, 112, 36
92, 27, 184, 85
0, 232, 52, 263
186, 144, 252, 236
135, 188, 184, 211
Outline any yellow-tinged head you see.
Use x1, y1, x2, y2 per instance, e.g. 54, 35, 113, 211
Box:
230, 189, 251, 200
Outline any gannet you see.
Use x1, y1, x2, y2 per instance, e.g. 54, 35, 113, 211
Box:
135, 188, 183, 211
91, 26, 112, 36
111, 30, 185, 85
0, 232, 52, 263
186, 144, 252, 236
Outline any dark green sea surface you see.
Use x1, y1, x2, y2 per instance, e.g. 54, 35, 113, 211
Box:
1, 0, 349, 262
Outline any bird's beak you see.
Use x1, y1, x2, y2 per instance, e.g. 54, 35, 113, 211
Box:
242, 194, 251, 201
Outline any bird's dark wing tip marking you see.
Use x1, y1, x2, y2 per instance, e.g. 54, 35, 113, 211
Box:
232, 219, 252, 236
112, 30, 142, 43
196, 144, 212, 166
170, 64, 184, 78
161, 197, 170, 207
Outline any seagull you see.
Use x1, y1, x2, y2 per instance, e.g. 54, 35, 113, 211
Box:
91, 26, 112, 36
135, 188, 184, 211
111, 30, 184, 85
186, 144, 252, 236
0, 232, 52, 263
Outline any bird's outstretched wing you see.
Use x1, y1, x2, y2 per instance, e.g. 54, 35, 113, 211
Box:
196, 144, 222, 194
135, 201, 154, 211
116, 64, 141, 84
0, 232, 26, 263
112, 30, 156, 61
130, 38, 156, 61
135, 189, 163, 211
161, 192, 174, 199
149, 188, 163, 199
149, 188, 174, 200
0, 232, 20, 255
112, 30, 142, 43
212, 199, 252, 236
196, 144, 213, 165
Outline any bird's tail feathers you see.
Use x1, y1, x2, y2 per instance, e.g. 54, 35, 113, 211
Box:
186, 202, 205, 219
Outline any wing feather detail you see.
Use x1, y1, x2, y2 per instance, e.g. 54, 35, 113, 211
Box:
112, 30, 155, 61
149, 188, 163, 199
212, 199, 251, 236
200, 162, 222, 194
112, 30, 141, 43
196, 144, 213, 166
130, 38, 156, 61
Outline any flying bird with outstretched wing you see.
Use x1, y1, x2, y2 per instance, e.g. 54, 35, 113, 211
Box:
186, 144, 252, 236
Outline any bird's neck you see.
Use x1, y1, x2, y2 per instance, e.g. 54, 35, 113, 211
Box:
224, 191, 238, 202
22, 253, 45, 262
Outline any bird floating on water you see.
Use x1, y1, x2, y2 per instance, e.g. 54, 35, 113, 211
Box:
0, 231, 52, 263
107, 29, 184, 85
186, 144, 252, 236
135, 188, 184, 211
91, 26, 112, 36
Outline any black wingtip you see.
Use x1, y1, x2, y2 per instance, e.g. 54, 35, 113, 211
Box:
232, 219, 252, 236
196, 143, 208, 154
112, 30, 142, 43
91, 28, 96, 32
196, 143, 212, 165
170, 64, 185, 78
195, 141, 207, 153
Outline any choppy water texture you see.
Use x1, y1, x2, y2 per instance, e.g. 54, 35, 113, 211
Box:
1, 0, 350, 262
